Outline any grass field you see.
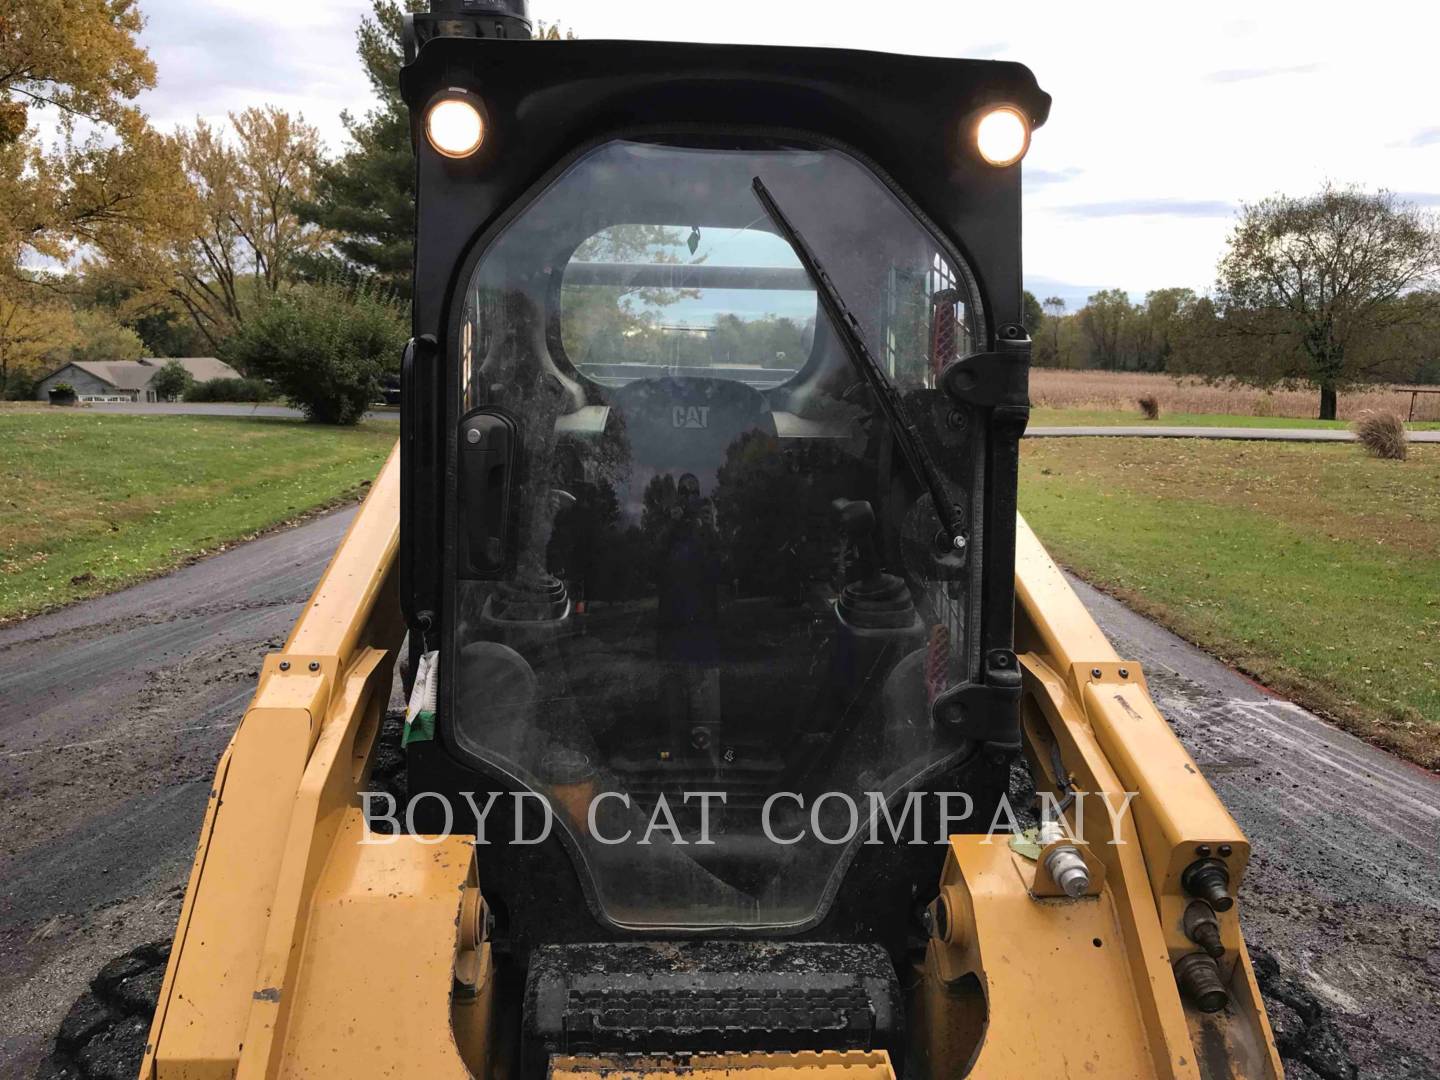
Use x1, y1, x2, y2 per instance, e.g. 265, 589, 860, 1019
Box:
1030, 407, 1440, 430
1030, 369, 1440, 424
0, 412, 397, 623
1019, 438, 1440, 768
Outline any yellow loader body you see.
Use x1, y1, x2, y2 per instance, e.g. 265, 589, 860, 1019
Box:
138, 449, 1282, 1079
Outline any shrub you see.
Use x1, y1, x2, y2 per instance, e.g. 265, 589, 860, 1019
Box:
183, 376, 272, 403
220, 280, 407, 425
1351, 411, 1408, 460
150, 359, 195, 401
1137, 395, 1161, 420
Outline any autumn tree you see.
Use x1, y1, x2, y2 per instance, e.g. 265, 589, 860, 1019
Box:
0, 288, 73, 397
1210, 184, 1440, 419
0, 0, 176, 283
98, 108, 323, 347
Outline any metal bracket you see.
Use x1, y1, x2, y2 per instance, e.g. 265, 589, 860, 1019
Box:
940, 349, 1029, 409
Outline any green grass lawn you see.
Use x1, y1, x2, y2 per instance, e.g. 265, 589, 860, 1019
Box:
0, 412, 397, 623
1029, 407, 1440, 430
1020, 438, 1440, 769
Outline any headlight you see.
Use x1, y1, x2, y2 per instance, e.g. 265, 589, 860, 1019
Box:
975, 106, 1030, 167
426, 95, 485, 159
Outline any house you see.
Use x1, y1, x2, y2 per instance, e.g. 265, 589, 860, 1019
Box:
34, 358, 242, 403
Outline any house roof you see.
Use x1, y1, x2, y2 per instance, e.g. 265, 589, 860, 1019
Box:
43, 358, 242, 390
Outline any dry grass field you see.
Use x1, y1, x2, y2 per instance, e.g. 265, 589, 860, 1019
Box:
1029, 369, 1440, 422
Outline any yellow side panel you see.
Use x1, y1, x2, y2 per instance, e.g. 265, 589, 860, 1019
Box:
267, 815, 475, 1079
154, 707, 314, 1079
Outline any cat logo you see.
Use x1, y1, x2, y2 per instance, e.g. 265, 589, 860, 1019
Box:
672, 405, 711, 429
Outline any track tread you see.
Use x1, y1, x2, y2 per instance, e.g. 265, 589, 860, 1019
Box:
40, 940, 170, 1080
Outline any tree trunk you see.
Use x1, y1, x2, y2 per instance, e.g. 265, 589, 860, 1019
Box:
1319, 384, 1337, 421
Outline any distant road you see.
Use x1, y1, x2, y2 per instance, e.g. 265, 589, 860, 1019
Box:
1027, 424, 1440, 441
79, 404, 1439, 442
84, 402, 399, 421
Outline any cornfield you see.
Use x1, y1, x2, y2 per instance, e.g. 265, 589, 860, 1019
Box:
1028, 369, 1439, 421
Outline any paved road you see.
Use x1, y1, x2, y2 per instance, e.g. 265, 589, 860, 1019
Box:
1, 514, 1436, 1077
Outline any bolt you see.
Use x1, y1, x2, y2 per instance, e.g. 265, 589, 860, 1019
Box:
308, 661, 320, 672
1196, 844, 1212, 857
952, 534, 967, 550
1090, 668, 1102, 679
1118, 667, 1130, 678
1175, 952, 1230, 1013
278, 661, 290, 671
1218, 844, 1233, 858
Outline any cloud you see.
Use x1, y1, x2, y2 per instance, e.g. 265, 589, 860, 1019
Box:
1400, 128, 1440, 148
1058, 199, 1236, 219
1023, 166, 1084, 188
1206, 62, 1321, 83
134, 0, 369, 140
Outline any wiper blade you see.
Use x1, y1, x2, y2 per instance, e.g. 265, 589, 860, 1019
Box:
751, 177, 966, 552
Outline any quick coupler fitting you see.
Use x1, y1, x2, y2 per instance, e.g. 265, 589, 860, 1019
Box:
1181, 857, 1234, 912
1183, 900, 1226, 959
1044, 844, 1090, 898
1174, 952, 1230, 1013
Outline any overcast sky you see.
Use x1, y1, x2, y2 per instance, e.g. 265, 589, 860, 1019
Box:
134, 0, 1440, 309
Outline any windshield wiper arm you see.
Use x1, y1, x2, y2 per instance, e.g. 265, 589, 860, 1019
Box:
751, 177, 967, 552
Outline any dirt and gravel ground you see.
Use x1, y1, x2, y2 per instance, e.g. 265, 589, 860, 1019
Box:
1, 510, 1436, 1078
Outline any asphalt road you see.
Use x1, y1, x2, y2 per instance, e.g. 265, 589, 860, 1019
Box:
1, 512, 1437, 1077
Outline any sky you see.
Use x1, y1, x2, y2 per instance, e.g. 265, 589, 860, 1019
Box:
131, 0, 1440, 310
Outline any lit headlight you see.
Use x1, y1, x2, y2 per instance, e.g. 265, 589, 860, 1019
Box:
426, 95, 485, 159
975, 106, 1030, 167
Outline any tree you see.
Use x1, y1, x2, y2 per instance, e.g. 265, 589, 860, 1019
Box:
150, 359, 193, 401
0, 0, 153, 141
221, 280, 407, 424
1078, 289, 1134, 370
1033, 296, 1068, 367
64, 307, 143, 364
0, 289, 74, 398
298, 0, 419, 294
1021, 290, 1043, 337
1213, 184, 1440, 419
1136, 287, 1197, 372
97, 109, 323, 347
300, 4, 573, 294
1, 0, 174, 285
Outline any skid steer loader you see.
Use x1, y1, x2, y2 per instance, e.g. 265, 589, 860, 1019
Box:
139, 2, 1285, 1076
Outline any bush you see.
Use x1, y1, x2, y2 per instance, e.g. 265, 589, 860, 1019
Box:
1137, 395, 1161, 420
183, 376, 272, 403
1352, 411, 1408, 460
150, 360, 194, 401
220, 281, 407, 424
